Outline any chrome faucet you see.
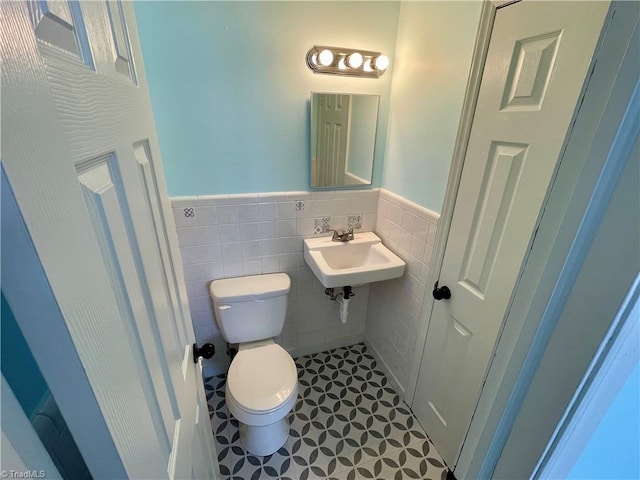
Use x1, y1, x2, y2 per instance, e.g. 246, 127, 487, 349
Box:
331, 227, 354, 242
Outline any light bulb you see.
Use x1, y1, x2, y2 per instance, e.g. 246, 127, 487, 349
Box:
363, 59, 373, 72
346, 52, 363, 69
374, 54, 389, 71
338, 57, 347, 70
318, 49, 334, 66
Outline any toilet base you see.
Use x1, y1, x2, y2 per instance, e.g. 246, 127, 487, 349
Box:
238, 416, 289, 456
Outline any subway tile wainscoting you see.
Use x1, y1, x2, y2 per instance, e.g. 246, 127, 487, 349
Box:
367, 189, 440, 396
171, 187, 439, 397
172, 189, 379, 373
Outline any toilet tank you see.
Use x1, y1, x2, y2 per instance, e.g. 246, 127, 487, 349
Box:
209, 273, 290, 344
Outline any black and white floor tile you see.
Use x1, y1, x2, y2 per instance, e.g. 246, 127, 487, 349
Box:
204, 343, 449, 480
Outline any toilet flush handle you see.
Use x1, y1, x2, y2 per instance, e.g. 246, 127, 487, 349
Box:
193, 343, 215, 363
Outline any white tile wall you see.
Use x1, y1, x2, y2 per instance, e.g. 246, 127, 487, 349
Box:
367, 188, 440, 395
172, 189, 379, 373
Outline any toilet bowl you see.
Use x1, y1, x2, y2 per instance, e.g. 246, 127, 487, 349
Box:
225, 339, 297, 455
209, 273, 298, 456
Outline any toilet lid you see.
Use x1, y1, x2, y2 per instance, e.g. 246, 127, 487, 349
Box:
227, 344, 297, 413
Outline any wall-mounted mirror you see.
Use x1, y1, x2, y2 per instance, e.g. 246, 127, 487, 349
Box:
310, 92, 380, 188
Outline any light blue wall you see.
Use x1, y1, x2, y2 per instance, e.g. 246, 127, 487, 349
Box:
382, 2, 482, 212
134, 1, 399, 197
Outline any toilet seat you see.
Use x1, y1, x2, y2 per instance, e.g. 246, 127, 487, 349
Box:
227, 343, 298, 415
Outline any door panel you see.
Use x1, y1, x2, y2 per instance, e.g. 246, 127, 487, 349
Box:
459, 142, 528, 298
28, 0, 92, 66
317, 93, 350, 186
1, 1, 216, 478
104, 0, 136, 82
500, 31, 561, 111
76, 152, 176, 453
411, 0, 610, 467
133, 141, 190, 348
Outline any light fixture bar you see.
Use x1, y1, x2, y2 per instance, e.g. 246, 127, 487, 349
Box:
306, 45, 389, 78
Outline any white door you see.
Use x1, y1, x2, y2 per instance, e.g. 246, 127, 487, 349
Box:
1, 1, 217, 478
316, 93, 350, 186
411, 0, 610, 467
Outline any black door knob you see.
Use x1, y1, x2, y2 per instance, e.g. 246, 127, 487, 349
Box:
432, 281, 452, 300
193, 343, 215, 363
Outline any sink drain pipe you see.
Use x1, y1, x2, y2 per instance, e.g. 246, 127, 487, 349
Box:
339, 286, 354, 324
325, 287, 354, 324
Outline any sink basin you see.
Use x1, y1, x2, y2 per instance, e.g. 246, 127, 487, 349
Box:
303, 232, 405, 288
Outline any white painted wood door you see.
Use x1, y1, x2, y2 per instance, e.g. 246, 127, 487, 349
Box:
411, 0, 610, 467
1, 1, 217, 478
316, 93, 350, 186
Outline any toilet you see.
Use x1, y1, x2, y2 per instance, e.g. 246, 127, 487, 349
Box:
209, 273, 298, 456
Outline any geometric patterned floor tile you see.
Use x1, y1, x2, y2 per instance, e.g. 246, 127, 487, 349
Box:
204, 343, 449, 480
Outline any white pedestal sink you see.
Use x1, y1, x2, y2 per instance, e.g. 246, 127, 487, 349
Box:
303, 231, 406, 288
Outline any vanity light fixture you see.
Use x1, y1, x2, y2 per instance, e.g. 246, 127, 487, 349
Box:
373, 54, 389, 71
347, 52, 363, 69
318, 49, 334, 66
306, 45, 389, 78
